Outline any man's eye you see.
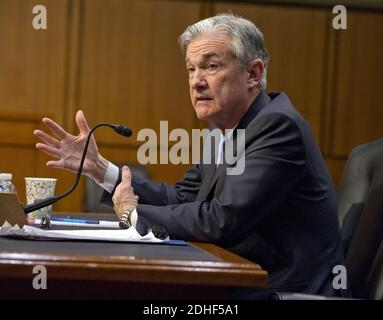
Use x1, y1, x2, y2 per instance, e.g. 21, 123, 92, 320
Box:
207, 64, 218, 70
187, 67, 195, 73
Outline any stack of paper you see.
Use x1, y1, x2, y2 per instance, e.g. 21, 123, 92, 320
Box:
0, 221, 165, 243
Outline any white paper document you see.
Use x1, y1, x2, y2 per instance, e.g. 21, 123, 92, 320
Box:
0, 222, 165, 243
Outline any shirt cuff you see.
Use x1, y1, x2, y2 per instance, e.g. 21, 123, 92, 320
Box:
96, 162, 119, 193
130, 209, 138, 228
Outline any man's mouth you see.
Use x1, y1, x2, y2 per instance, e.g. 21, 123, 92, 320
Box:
196, 96, 213, 102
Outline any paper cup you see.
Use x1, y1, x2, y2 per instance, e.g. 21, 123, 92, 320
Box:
25, 177, 57, 221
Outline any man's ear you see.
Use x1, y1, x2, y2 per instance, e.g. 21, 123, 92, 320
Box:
247, 59, 264, 89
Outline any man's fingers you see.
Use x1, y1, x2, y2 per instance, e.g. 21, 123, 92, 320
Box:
76, 110, 91, 135
42, 117, 70, 140
34, 130, 61, 148
46, 160, 64, 169
121, 166, 132, 185
36, 143, 61, 159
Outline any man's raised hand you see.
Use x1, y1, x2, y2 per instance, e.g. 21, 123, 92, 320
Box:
34, 110, 109, 182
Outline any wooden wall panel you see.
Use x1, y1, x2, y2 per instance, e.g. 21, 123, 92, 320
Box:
70, 0, 203, 186
214, 2, 329, 145
331, 11, 383, 156
0, 0, 84, 212
0, 0, 204, 213
0, 0, 69, 124
0, 114, 39, 204
74, 0, 201, 143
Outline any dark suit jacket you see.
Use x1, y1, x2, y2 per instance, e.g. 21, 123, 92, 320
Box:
102, 91, 348, 298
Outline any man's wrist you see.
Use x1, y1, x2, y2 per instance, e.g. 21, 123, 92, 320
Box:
93, 155, 109, 183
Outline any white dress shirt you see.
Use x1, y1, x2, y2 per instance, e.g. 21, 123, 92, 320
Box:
216, 126, 237, 166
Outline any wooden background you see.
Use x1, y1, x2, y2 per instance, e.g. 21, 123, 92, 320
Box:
0, 0, 382, 212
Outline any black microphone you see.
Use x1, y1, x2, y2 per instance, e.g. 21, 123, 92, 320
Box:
23, 123, 133, 214
113, 125, 132, 137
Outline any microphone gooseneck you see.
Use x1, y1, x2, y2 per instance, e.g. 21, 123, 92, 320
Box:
23, 123, 132, 214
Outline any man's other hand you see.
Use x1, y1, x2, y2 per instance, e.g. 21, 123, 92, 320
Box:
113, 166, 139, 219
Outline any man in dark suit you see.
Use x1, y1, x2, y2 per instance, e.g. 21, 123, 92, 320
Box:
34, 13, 348, 298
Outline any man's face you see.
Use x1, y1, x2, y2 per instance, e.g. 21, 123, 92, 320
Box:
185, 31, 250, 128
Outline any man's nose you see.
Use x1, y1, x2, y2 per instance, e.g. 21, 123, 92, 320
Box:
190, 69, 208, 90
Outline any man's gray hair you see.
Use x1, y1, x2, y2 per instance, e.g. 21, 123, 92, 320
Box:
179, 13, 269, 90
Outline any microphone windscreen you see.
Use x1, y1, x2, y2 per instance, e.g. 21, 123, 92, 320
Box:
121, 126, 133, 137
114, 125, 133, 137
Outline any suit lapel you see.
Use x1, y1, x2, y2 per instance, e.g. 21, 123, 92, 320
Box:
198, 91, 271, 201
197, 163, 216, 201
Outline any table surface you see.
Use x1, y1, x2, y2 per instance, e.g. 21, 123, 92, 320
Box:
0, 213, 267, 289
